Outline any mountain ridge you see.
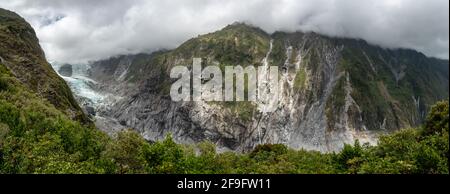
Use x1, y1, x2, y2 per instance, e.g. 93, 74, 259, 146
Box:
0, 8, 89, 123
1, 8, 448, 175
61, 22, 448, 152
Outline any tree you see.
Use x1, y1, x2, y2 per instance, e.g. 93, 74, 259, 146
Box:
142, 134, 185, 173
102, 130, 147, 173
334, 140, 363, 172
423, 101, 449, 136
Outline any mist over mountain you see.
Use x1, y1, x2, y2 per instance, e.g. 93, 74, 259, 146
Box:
1, 4, 449, 175
55, 23, 449, 152
0, 0, 448, 64
0, 8, 87, 122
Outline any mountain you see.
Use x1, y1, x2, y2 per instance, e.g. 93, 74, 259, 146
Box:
0, 8, 88, 122
0, 8, 448, 174
64, 23, 449, 152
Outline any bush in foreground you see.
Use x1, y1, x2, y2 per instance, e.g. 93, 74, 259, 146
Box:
0, 91, 448, 174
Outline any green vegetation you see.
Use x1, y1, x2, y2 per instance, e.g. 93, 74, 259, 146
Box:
1, 12, 448, 174
217, 68, 256, 122
0, 63, 105, 173
338, 48, 405, 131
293, 68, 307, 90
325, 76, 346, 130
1, 60, 448, 174
269, 38, 287, 67
173, 23, 270, 66
333, 101, 449, 174
1, 67, 448, 174
336, 42, 449, 131
221, 101, 255, 122
1, 8, 87, 122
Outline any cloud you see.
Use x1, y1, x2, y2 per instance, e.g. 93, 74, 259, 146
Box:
0, 0, 448, 63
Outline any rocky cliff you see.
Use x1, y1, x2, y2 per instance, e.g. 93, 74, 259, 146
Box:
62, 23, 449, 152
0, 8, 88, 122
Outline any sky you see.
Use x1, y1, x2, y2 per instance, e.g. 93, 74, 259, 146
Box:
0, 0, 448, 64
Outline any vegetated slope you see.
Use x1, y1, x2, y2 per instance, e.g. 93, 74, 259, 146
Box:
1, 68, 448, 173
0, 8, 87, 122
0, 8, 447, 174
81, 23, 449, 152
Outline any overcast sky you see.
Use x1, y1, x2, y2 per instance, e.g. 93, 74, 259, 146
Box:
0, 0, 448, 63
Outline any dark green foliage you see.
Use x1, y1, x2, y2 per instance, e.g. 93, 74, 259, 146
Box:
173, 22, 270, 67
0, 77, 7, 91
325, 76, 346, 129
334, 38, 448, 131
293, 68, 306, 90
141, 134, 186, 173
269, 38, 286, 67
423, 101, 449, 136
0, 64, 9, 91
334, 140, 364, 172
328, 101, 448, 174
221, 101, 255, 122
102, 130, 147, 173
0, 44, 448, 174
1, 50, 449, 174
250, 144, 288, 161
0, 94, 448, 174
1, 8, 448, 174
1, 9, 88, 123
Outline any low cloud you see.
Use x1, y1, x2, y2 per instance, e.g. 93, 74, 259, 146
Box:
1, 0, 448, 63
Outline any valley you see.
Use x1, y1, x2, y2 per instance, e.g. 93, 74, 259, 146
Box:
51, 23, 449, 152
0, 6, 448, 175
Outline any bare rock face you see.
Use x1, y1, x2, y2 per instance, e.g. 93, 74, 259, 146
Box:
61, 23, 449, 152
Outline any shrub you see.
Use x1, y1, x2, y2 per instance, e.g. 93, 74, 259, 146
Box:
0, 86, 448, 174
423, 101, 449, 136
142, 134, 186, 174
0, 77, 7, 91
102, 130, 147, 173
334, 140, 364, 172
249, 144, 288, 162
